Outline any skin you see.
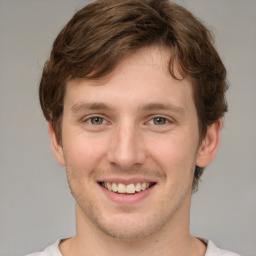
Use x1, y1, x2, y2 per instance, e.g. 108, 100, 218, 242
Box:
49, 46, 222, 256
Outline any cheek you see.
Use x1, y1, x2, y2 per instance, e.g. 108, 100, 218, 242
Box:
151, 136, 197, 200
151, 135, 196, 163
149, 134, 197, 175
62, 132, 109, 172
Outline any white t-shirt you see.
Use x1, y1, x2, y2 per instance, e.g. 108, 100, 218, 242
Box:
25, 239, 241, 256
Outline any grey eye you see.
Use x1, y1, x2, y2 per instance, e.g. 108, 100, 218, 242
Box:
90, 117, 104, 125
153, 117, 168, 125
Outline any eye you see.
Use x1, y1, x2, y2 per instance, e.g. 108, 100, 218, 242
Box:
88, 116, 105, 125
150, 117, 169, 125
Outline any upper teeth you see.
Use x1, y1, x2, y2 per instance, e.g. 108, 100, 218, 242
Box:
102, 182, 151, 194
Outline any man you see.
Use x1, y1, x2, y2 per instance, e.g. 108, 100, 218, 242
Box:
26, 0, 240, 255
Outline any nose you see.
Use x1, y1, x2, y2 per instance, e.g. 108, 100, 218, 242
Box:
107, 122, 146, 170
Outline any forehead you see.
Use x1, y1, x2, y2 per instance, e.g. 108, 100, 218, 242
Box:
105, 45, 183, 81
64, 46, 194, 113
120, 46, 170, 70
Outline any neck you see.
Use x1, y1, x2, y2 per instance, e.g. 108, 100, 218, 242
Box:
59, 194, 206, 256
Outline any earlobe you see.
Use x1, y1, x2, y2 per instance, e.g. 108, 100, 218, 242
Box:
48, 122, 66, 166
196, 119, 222, 168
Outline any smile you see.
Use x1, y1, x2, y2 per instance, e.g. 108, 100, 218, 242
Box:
100, 182, 155, 194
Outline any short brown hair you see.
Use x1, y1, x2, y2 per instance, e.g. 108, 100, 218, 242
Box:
39, 0, 228, 191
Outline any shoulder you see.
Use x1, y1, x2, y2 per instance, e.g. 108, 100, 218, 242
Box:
24, 240, 62, 256
205, 240, 241, 256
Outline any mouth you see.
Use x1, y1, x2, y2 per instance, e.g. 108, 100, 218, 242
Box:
99, 181, 156, 194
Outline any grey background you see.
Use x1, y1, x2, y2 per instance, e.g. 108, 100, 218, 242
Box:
0, 0, 255, 255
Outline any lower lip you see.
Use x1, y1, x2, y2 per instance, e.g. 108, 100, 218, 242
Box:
98, 184, 155, 204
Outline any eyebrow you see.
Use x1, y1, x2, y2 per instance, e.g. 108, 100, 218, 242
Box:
71, 102, 115, 113
71, 102, 184, 114
139, 103, 184, 113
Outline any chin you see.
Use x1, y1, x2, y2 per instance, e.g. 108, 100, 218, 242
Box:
91, 212, 166, 240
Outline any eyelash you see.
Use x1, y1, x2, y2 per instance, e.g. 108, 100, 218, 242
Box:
82, 115, 172, 126
147, 116, 171, 126
83, 116, 107, 125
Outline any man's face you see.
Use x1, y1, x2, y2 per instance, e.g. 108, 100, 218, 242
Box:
51, 46, 214, 239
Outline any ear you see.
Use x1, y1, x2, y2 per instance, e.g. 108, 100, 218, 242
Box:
48, 122, 66, 166
196, 119, 222, 167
